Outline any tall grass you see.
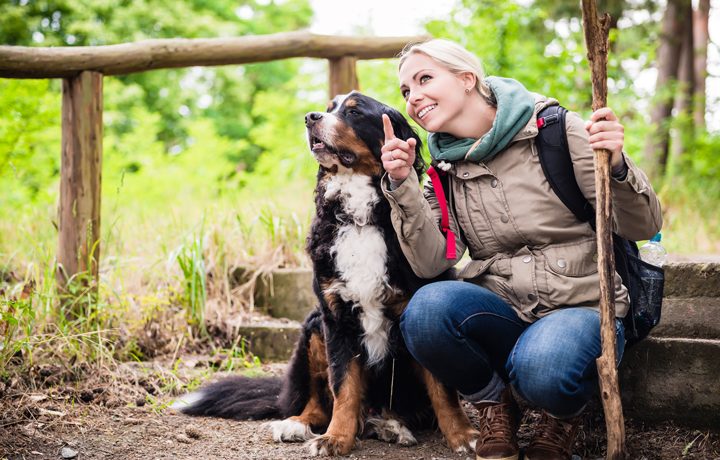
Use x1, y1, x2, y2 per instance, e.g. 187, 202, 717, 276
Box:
0, 182, 315, 376
172, 227, 208, 335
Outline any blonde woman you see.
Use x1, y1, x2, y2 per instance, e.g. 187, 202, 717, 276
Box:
380, 39, 661, 460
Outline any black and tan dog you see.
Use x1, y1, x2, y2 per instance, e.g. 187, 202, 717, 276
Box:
175, 92, 478, 456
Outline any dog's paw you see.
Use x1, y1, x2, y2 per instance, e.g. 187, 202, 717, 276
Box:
446, 428, 480, 453
307, 433, 355, 456
263, 418, 314, 442
365, 417, 417, 446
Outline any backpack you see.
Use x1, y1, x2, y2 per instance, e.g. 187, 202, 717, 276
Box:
426, 105, 664, 347
535, 105, 664, 347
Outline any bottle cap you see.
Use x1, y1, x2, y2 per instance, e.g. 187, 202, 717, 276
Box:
651, 232, 662, 242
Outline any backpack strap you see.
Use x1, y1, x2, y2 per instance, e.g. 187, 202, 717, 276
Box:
536, 106, 639, 334
427, 166, 457, 260
535, 105, 595, 225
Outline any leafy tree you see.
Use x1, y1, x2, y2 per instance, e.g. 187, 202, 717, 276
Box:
0, 79, 61, 206
0, 0, 312, 164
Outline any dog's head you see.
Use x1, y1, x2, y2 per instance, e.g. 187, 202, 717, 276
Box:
304, 91, 425, 177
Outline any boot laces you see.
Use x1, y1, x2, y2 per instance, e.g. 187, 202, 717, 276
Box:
530, 412, 578, 455
478, 403, 515, 443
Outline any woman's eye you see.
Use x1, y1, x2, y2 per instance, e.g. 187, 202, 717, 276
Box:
401, 89, 410, 99
420, 75, 431, 83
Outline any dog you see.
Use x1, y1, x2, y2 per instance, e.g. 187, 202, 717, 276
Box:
175, 92, 478, 456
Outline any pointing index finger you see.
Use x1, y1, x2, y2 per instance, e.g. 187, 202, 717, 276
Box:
382, 114, 395, 143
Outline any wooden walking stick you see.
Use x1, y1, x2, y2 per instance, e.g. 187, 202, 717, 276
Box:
581, 1, 627, 459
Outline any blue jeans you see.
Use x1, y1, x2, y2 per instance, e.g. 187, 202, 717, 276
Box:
400, 281, 625, 418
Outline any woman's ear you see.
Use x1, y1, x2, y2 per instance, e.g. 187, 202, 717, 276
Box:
460, 71, 477, 92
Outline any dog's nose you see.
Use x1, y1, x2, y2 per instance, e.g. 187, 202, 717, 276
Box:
305, 112, 323, 127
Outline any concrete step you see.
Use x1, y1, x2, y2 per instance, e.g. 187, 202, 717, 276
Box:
620, 336, 720, 427
231, 267, 314, 322
232, 261, 720, 321
235, 319, 302, 362
663, 260, 720, 297
651, 296, 720, 339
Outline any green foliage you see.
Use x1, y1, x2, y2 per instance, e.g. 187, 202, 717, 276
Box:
0, 0, 312, 161
212, 336, 262, 373
172, 229, 208, 335
0, 79, 61, 205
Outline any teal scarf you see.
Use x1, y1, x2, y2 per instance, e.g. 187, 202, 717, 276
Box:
428, 76, 535, 163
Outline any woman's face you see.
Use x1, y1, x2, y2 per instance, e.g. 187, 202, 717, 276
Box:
399, 52, 472, 134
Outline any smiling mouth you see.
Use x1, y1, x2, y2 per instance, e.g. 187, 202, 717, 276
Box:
418, 104, 437, 119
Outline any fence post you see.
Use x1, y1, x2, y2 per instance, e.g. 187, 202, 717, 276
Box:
57, 71, 103, 307
328, 56, 358, 99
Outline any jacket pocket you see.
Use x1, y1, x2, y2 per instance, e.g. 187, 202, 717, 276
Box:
541, 238, 598, 277
539, 238, 600, 308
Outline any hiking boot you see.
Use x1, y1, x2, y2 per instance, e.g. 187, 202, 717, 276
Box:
474, 388, 520, 460
525, 410, 581, 460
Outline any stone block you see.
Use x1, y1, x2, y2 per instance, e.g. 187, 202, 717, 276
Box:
664, 262, 720, 297
254, 268, 316, 321
651, 296, 720, 339
236, 323, 302, 362
620, 337, 720, 427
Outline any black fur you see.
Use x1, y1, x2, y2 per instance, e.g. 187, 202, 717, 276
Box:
180, 375, 283, 420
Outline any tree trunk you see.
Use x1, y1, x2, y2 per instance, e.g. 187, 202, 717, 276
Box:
692, 0, 710, 130
670, 0, 695, 167
643, 0, 689, 179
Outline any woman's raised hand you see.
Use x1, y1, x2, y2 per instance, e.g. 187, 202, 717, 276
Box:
381, 114, 416, 182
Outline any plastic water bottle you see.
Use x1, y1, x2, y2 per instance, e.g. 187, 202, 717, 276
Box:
639, 232, 667, 267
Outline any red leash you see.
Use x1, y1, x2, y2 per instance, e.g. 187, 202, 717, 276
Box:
426, 166, 457, 260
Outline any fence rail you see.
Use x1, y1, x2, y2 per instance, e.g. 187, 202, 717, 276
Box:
0, 31, 424, 301
0, 32, 424, 78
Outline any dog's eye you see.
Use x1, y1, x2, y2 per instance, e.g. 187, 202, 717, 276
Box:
348, 109, 360, 116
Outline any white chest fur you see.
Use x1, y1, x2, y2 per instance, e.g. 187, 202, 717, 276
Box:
326, 174, 391, 366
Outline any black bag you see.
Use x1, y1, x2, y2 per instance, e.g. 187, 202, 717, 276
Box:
535, 105, 664, 346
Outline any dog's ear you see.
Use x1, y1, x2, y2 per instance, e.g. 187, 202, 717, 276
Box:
384, 108, 427, 177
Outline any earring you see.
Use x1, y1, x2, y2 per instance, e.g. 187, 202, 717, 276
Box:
465, 88, 471, 94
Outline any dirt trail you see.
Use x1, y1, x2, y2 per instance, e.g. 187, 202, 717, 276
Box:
2, 360, 719, 459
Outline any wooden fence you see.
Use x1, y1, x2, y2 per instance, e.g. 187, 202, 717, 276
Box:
0, 31, 424, 292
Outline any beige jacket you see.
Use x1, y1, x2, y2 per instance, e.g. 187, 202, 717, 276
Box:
382, 96, 662, 323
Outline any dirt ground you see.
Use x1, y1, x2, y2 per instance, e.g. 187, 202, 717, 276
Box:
2, 359, 719, 460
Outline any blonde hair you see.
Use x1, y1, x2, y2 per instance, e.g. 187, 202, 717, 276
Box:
398, 39, 496, 106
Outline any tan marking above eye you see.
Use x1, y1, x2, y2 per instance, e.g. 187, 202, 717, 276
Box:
343, 98, 358, 108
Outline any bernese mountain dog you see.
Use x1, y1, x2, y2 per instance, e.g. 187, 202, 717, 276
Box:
175, 92, 478, 456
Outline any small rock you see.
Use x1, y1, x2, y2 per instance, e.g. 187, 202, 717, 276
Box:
60, 446, 78, 459
175, 433, 192, 444
185, 424, 203, 439
28, 394, 48, 403
135, 396, 146, 407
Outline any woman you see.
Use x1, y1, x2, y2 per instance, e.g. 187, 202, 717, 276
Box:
380, 39, 662, 460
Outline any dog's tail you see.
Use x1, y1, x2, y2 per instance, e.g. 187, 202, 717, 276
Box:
171, 375, 283, 420
172, 309, 326, 421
